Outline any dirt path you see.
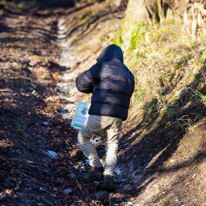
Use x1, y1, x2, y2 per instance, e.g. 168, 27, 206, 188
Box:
0, 2, 130, 206
0, 4, 95, 206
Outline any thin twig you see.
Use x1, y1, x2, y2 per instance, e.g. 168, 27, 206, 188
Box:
15, 169, 45, 187
83, 187, 90, 202
16, 138, 51, 158
194, 2, 206, 17
109, 193, 113, 206
65, 140, 70, 146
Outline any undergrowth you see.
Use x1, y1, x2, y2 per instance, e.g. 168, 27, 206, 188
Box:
113, 17, 206, 131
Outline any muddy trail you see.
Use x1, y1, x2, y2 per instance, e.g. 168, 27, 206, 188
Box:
1, 1, 206, 206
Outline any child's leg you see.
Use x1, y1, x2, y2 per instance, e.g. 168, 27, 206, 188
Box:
104, 117, 122, 176
78, 115, 113, 168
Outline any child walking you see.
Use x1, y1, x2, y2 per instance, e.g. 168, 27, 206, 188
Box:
76, 44, 135, 191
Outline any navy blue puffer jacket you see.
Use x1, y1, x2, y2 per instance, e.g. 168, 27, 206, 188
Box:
76, 44, 135, 121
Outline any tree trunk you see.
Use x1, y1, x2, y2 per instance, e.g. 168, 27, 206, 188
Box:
164, 0, 186, 14
120, 0, 169, 48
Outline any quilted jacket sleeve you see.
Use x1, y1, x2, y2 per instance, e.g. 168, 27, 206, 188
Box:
76, 63, 101, 94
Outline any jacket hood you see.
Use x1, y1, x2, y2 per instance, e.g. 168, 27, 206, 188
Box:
96, 44, 123, 63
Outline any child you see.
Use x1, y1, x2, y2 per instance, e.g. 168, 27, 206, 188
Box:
76, 44, 135, 191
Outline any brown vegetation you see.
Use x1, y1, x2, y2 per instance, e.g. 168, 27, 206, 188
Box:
0, 0, 206, 205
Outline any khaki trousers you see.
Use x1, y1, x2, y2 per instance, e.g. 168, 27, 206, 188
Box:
77, 115, 122, 176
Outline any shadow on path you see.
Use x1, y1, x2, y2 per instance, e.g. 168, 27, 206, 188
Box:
106, 65, 206, 204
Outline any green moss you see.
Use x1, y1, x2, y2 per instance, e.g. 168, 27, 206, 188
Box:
81, 10, 95, 20
113, 32, 123, 47
17, 5, 23, 11
134, 89, 145, 101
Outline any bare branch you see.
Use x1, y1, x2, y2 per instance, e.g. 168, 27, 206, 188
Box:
194, 2, 206, 17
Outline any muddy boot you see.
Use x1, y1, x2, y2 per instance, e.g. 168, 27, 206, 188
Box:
78, 167, 104, 183
101, 174, 115, 192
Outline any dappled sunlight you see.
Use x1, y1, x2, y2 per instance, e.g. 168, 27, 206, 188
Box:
1, 0, 206, 205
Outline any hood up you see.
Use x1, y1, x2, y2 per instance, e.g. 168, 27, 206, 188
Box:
96, 44, 123, 63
